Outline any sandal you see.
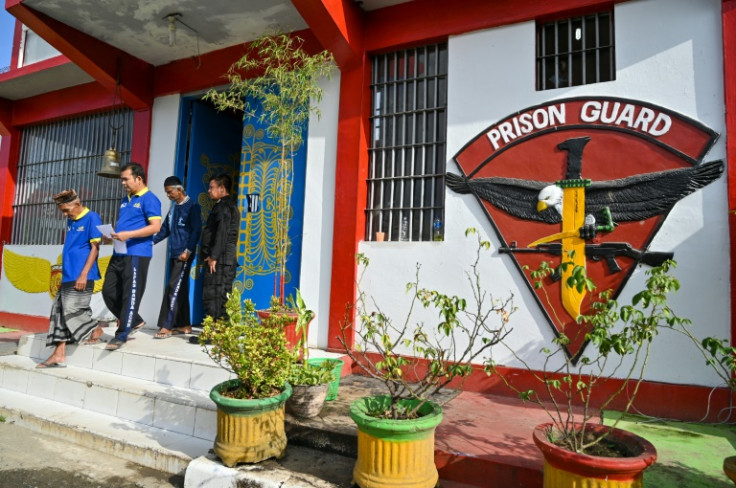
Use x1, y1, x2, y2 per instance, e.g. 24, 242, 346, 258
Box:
154, 329, 173, 339
83, 337, 102, 345
36, 361, 67, 369
171, 327, 192, 335
129, 322, 146, 335
105, 338, 125, 351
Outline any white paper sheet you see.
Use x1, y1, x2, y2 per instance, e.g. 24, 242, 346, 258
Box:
96, 224, 127, 254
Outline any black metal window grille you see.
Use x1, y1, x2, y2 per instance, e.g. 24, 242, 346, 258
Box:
366, 43, 448, 242
537, 10, 615, 91
11, 110, 132, 245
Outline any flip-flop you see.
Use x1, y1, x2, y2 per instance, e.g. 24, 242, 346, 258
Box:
105, 338, 125, 351
83, 338, 102, 345
129, 322, 146, 335
154, 329, 173, 339
171, 327, 192, 335
36, 361, 67, 369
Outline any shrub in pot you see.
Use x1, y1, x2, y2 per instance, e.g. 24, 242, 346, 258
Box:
286, 361, 335, 418
199, 287, 293, 466
486, 257, 689, 487
284, 293, 336, 418
340, 229, 515, 488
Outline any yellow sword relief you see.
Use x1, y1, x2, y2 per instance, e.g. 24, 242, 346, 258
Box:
559, 183, 587, 318
529, 137, 591, 320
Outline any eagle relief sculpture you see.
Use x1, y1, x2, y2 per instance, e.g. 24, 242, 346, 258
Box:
448, 97, 723, 359
2, 248, 110, 298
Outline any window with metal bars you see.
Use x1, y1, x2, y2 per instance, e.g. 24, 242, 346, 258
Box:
11, 110, 132, 245
366, 43, 448, 242
537, 10, 615, 91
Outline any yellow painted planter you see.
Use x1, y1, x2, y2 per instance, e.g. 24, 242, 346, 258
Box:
210, 379, 292, 467
350, 396, 443, 488
533, 423, 657, 488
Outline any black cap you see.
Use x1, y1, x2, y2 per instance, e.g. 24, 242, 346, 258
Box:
164, 176, 183, 187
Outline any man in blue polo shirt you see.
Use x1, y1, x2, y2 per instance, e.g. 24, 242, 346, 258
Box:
37, 189, 103, 368
103, 162, 162, 351
152, 175, 201, 338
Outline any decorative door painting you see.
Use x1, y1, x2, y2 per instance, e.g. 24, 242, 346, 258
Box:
179, 98, 307, 324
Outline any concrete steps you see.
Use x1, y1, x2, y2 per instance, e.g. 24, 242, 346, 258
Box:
0, 327, 542, 487
0, 326, 347, 480
0, 387, 210, 474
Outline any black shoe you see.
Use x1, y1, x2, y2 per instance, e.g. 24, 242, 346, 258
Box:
189, 335, 211, 345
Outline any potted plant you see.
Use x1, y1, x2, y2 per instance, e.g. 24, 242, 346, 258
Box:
199, 287, 294, 467
204, 31, 334, 308
283, 290, 336, 418
486, 256, 688, 486
257, 290, 314, 350
340, 229, 515, 488
285, 360, 335, 419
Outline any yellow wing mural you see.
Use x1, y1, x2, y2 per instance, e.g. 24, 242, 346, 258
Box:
3, 248, 53, 295
2, 248, 108, 298
93, 256, 111, 293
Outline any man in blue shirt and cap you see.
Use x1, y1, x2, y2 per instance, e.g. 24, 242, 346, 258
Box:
37, 189, 103, 368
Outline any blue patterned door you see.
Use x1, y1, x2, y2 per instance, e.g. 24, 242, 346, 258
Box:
176, 96, 308, 321
235, 103, 307, 310
178, 99, 241, 325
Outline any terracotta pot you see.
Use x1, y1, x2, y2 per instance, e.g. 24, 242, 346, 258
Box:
532, 422, 657, 488
349, 396, 443, 488
257, 310, 299, 349
209, 379, 292, 467
724, 456, 736, 485
286, 383, 329, 418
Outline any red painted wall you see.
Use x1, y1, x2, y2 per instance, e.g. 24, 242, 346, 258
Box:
722, 0, 736, 388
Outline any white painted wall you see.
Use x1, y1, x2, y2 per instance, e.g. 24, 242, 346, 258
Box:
0, 245, 115, 321
357, 0, 729, 387
136, 94, 182, 328
301, 73, 340, 349
0, 96, 181, 327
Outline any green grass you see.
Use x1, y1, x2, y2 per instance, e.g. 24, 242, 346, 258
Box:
605, 411, 735, 488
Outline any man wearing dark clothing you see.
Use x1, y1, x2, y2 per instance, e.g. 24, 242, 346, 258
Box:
153, 176, 202, 339
199, 173, 239, 321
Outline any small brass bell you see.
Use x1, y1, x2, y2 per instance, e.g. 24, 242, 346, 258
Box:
98, 147, 121, 178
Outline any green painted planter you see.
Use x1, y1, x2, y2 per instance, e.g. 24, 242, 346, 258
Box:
209, 379, 292, 466
307, 357, 344, 401
349, 395, 443, 488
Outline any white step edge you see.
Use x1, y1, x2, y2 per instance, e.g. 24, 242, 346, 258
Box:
185, 452, 351, 488
17, 331, 235, 393
17, 330, 345, 393
0, 355, 217, 440
0, 387, 212, 475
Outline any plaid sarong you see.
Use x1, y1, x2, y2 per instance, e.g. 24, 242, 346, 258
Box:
47, 281, 97, 346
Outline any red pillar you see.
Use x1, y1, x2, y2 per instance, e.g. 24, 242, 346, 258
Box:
723, 0, 736, 351
0, 126, 21, 267
326, 58, 371, 351
131, 108, 152, 170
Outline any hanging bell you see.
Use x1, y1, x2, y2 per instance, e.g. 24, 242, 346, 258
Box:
98, 147, 121, 178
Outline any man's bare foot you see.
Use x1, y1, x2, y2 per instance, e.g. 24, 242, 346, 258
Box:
83, 326, 104, 345
36, 355, 67, 368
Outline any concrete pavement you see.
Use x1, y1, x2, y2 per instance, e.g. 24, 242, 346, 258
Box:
0, 327, 184, 488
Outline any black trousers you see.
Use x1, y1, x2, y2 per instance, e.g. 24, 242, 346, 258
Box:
157, 258, 192, 330
102, 255, 151, 341
202, 263, 237, 321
